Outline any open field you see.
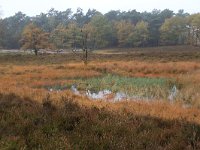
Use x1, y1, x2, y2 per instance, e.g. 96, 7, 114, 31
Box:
1, 46, 200, 149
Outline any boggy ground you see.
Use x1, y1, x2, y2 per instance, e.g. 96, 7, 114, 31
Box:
0, 45, 200, 149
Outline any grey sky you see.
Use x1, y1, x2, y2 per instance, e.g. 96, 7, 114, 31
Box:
0, 0, 199, 18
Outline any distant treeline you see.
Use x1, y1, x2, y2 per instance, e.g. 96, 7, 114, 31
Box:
0, 8, 200, 50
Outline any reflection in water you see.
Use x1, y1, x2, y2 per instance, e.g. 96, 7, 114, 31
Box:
71, 86, 154, 102
49, 84, 179, 103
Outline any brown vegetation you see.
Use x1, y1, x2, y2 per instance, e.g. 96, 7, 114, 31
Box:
0, 46, 200, 149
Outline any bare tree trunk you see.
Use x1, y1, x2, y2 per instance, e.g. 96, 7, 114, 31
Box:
187, 28, 190, 45
34, 49, 38, 56
84, 49, 88, 65
196, 30, 198, 46
192, 28, 195, 46
83, 33, 88, 65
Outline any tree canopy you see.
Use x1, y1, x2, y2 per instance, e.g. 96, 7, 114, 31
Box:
21, 23, 53, 55
0, 8, 199, 50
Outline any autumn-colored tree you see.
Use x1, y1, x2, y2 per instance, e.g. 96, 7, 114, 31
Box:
160, 16, 187, 45
66, 22, 82, 49
82, 23, 97, 49
133, 21, 149, 47
50, 24, 68, 49
21, 23, 52, 55
187, 14, 200, 46
115, 20, 134, 47
90, 14, 114, 48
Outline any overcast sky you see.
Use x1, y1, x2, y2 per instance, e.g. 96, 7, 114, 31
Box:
0, 0, 200, 18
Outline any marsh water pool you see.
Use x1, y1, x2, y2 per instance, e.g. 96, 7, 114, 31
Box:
46, 74, 178, 102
